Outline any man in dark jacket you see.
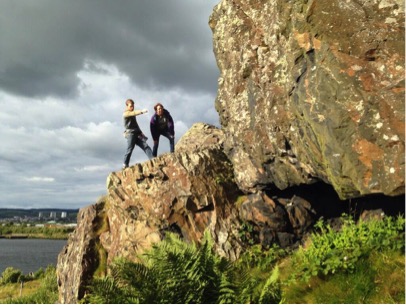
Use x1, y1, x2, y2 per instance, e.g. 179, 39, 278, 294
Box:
123, 99, 153, 169
150, 103, 175, 157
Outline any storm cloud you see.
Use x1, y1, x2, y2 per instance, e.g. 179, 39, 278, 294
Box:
0, 0, 220, 209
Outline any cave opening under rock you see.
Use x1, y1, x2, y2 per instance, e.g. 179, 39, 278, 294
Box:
266, 182, 405, 220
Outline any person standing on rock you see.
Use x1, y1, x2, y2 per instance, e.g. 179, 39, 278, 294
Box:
122, 99, 153, 169
150, 103, 175, 157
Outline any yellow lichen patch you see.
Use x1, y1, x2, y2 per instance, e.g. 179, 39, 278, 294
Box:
312, 37, 321, 50
294, 31, 312, 51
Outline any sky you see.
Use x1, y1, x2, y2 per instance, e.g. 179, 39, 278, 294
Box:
0, 0, 221, 210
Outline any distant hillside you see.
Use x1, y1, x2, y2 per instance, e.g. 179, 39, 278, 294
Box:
0, 208, 79, 220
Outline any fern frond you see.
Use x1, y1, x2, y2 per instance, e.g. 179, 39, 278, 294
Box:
259, 266, 282, 304
84, 276, 126, 304
218, 272, 237, 304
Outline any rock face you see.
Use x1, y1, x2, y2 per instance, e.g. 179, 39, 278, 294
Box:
57, 1, 405, 303
57, 202, 104, 304
102, 123, 243, 263
209, 0, 404, 199
57, 123, 317, 303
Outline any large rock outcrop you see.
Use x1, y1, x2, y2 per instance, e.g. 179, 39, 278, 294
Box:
57, 1, 405, 303
209, 0, 404, 199
102, 124, 243, 263
57, 123, 316, 303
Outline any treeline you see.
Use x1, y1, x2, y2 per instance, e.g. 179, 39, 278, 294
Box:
0, 224, 74, 239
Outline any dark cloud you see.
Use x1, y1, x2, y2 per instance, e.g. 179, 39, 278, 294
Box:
0, 0, 219, 99
0, 0, 220, 209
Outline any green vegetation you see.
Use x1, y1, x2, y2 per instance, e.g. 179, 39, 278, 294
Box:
3, 214, 404, 304
238, 220, 256, 245
92, 199, 110, 278
0, 267, 22, 285
81, 214, 404, 304
282, 250, 405, 304
0, 266, 58, 304
83, 231, 282, 304
288, 214, 405, 282
281, 214, 405, 303
0, 224, 74, 239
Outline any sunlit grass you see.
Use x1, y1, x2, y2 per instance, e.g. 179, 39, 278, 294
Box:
370, 250, 405, 304
281, 248, 405, 303
0, 266, 58, 304
0, 280, 41, 302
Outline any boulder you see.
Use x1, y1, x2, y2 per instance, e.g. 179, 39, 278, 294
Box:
209, 0, 404, 199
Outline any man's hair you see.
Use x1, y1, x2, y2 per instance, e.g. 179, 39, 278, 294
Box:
126, 99, 134, 106
154, 103, 164, 111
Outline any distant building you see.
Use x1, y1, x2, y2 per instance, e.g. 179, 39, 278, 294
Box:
64, 223, 77, 228
50, 211, 57, 219
61, 212, 67, 218
39, 212, 44, 219
45, 221, 57, 228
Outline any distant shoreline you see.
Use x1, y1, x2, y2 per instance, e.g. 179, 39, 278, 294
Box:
0, 235, 28, 239
0, 234, 68, 240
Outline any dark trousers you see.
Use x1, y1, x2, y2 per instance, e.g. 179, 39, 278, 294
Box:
153, 130, 174, 157
124, 132, 153, 166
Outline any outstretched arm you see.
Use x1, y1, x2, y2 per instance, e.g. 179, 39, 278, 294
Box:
123, 109, 148, 118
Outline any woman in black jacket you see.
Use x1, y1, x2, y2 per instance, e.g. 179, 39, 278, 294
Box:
150, 103, 175, 157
